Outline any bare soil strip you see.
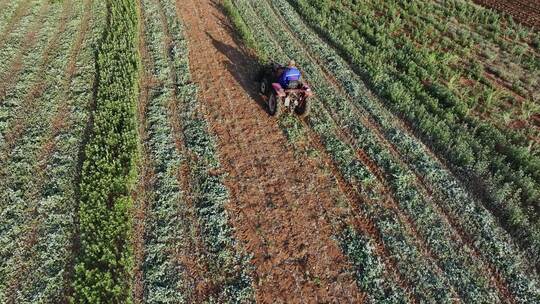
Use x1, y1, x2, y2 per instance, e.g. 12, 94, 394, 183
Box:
176, 0, 366, 302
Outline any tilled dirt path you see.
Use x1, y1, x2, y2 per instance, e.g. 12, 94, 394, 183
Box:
177, 0, 364, 302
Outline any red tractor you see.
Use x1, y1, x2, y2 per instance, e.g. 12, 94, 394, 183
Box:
258, 62, 313, 117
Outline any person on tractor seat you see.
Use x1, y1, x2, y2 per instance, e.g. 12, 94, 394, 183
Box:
279, 60, 301, 89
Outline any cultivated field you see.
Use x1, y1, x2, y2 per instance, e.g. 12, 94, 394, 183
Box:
0, 0, 539, 303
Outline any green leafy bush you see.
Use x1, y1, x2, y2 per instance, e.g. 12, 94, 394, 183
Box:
73, 0, 139, 302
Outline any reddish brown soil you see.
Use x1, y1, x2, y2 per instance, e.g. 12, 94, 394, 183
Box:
176, 0, 365, 302
472, 0, 540, 28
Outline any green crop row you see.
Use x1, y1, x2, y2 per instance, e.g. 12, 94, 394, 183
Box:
72, 0, 139, 302
137, 0, 187, 302
262, 0, 540, 301
0, 0, 48, 133
350, 0, 540, 149
292, 0, 534, 190
261, 0, 460, 295
339, 227, 408, 303
0, 1, 26, 42
287, 0, 540, 270
0, 0, 35, 50
30, 0, 106, 300
229, 0, 540, 301
257, 0, 510, 301
0, 0, 107, 301
336, 0, 539, 100
0, 1, 75, 301
16, 1, 106, 301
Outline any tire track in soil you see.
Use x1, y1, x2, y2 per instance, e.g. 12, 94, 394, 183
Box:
261, 1, 516, 301
177, 0, 364, 302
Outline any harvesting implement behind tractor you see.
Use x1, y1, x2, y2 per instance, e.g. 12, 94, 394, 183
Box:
258, 62, 313, 117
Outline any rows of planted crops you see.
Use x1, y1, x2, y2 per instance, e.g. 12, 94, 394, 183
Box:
227, 0, 540, 302
0, 0, 254, 301
286, 0, 540, 271
135, 0, 254, 302
1, 0, 538, 302
0, 0, 105, 302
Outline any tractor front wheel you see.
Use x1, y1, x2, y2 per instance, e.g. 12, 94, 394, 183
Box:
260, 78, 270, 95
268, 93, 282, 117
295, 99, 311, 117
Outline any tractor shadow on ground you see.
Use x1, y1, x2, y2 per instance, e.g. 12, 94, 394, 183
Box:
204, 30, 269, 114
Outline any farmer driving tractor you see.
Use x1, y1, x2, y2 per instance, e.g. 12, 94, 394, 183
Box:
258, 59, 312, 117
278, 60, 302, 89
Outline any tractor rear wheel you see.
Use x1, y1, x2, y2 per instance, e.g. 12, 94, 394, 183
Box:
268, 93, 282, 117
295, 99, 311, 117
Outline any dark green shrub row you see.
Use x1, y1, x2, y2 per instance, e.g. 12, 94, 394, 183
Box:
72, 0, 139, 302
